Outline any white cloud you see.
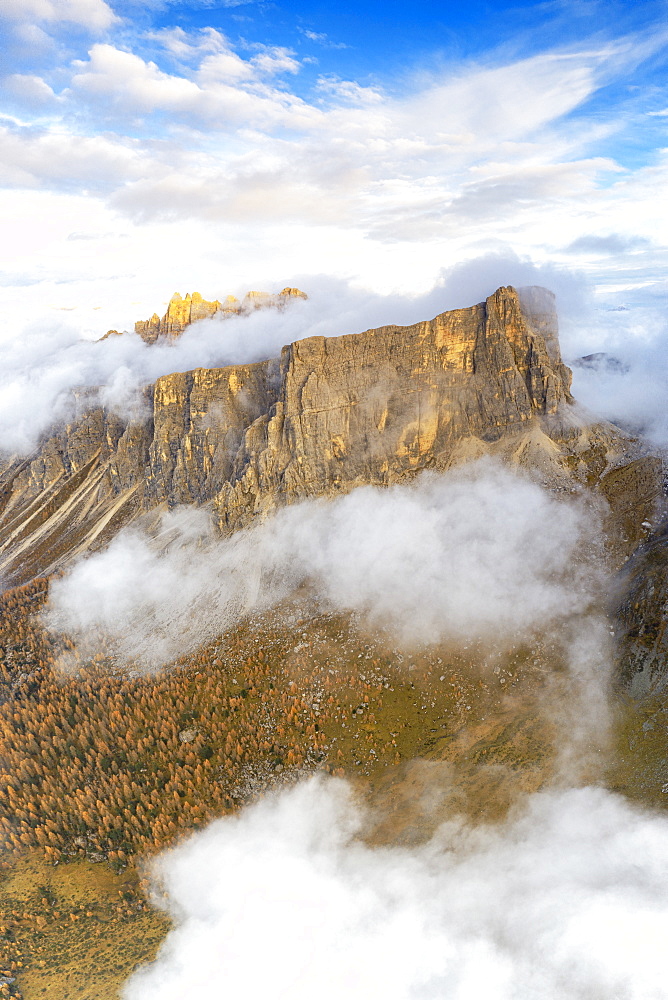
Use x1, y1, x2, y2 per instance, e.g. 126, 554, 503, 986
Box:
3, 74, 59, 107
71, 45, 206, 115
145, 26, 227, 61
398, 51, 599, 147
45, 461, 601, 666
249, 45, 300, 77
22, 32, 650, 271
69, 42, 317, 130
196, 49, 254, 84
0, 26, 665, 278
0, 21, 666, 355
316, 75, 384, 105
0, 122, 144, 189
569, 306, 668, 445
300, 28, 348, 49
123, 777, 668, 1000
0, 0, 117, 31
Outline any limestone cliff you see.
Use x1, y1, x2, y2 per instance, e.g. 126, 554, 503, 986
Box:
133, 287, 307, 344
0, 285, 657, 586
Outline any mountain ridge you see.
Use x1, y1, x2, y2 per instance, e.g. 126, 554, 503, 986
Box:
0, 285, 659, 587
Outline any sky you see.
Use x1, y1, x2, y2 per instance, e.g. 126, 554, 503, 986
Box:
1, 0, 668, 341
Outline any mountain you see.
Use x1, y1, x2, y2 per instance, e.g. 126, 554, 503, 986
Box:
0, 285, 660, 587
2, 283, 668, 1000
129, 286, 307, 344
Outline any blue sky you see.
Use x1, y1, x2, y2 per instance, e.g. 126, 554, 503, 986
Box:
0, 0, 667, 337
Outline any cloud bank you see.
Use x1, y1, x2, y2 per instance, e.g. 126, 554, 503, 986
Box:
124, 775, 668, 1000
46, 461, 601, 666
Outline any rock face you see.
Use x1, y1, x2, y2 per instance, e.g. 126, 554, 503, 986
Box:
133, 287, 307, 344
614, 516, 668, 695
0, 285, 654, 585
214, 284, 574, 526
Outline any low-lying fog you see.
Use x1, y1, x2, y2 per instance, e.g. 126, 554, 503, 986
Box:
45, 461, 602, 667
124, 776, 668, 1000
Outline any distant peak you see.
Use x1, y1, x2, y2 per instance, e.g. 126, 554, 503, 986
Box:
130, 286, 308, 345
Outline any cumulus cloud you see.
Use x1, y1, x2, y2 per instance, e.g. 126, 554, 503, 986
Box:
123, 776, 668, 1000
0, 0, 117, 31
2, 74, 59, 109
45, 461, 602, 666
68, 40, 317, 132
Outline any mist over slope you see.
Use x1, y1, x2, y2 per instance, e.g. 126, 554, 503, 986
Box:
125, 777, 668, 1000
0, 265, 543, 457
45, 460, 601, 666
3, 281, 609, 590
2, 257, 667, 458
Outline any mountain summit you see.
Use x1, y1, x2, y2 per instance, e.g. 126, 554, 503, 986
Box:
0, 285, 655, 585
132, 287, 307, 344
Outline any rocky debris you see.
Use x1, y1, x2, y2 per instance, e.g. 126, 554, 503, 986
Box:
178, 729, 197, 743
133, 287, 307, 344
598, 458, 664, 561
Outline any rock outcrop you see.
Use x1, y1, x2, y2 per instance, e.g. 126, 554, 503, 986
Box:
133, 287, 307, 344
0, 285, 657, 586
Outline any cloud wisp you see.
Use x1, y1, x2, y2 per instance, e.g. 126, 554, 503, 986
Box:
45, 460, 603, 667
124, 775, 668, 1000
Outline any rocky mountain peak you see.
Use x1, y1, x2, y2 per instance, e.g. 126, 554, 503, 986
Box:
132, 286, 308, 344
0, 284, 656, 587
